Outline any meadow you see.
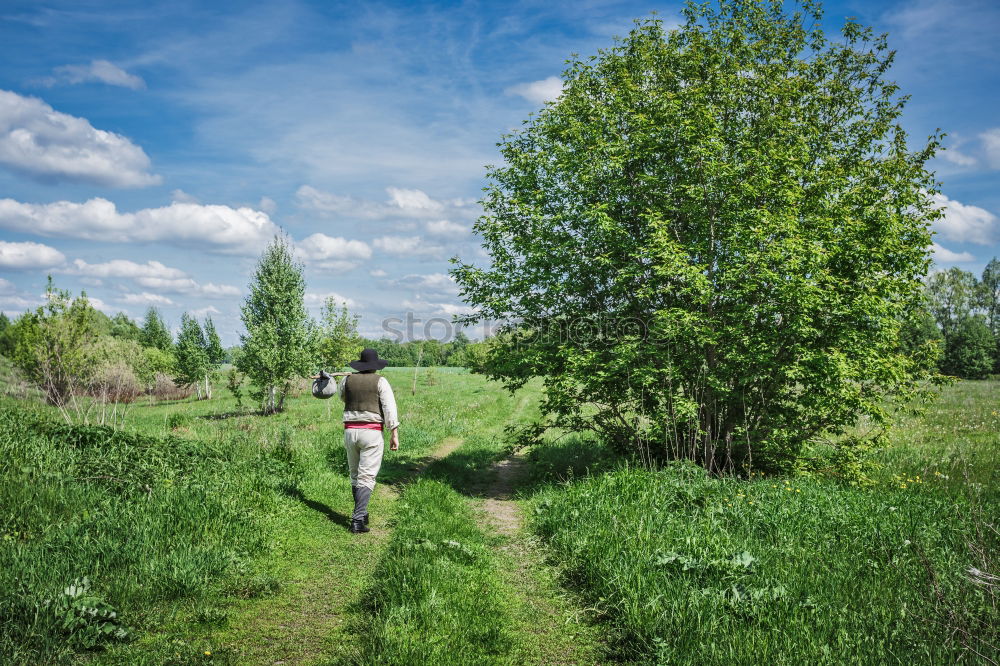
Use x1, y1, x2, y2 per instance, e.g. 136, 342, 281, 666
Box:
1, 361, 997, 664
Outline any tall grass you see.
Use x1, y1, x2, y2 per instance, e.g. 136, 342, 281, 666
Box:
527, 381, 1000, 664
0, 400, 298, 663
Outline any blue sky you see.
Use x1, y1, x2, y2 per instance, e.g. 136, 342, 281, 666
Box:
0, 0, 998, 345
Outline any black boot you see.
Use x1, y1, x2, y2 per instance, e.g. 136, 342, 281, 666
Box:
350, 518, 370, 533
351, 486, 368, 525
351, 485, 372, 532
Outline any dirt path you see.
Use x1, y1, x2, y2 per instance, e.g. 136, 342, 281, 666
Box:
470, 449, 605, 665
208, 436, 465, 665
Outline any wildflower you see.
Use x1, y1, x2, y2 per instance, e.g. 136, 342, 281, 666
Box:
205, 651, 211, 656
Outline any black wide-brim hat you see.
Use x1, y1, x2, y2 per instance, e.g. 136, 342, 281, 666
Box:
349, 348, 389, 371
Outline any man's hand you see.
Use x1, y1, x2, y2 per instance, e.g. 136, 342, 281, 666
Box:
389, 428, 400, 451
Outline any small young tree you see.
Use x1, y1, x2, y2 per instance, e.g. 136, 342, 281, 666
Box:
203, 316, 226, 367
453, 2, 944, 472
140, 307, 173, 352
237, 235, 313, 414
174, 313, 211, 398
314, 298, 363, 371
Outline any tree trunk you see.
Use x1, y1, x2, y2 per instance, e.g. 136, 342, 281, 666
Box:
204, 374, 212, 400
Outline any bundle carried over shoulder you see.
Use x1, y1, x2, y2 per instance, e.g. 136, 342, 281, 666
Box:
312, 370, 339, 399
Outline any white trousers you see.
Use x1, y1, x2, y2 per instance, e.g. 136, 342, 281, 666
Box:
344, 428, 384, 490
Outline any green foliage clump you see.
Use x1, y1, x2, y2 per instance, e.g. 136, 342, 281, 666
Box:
454, 1, 943, 472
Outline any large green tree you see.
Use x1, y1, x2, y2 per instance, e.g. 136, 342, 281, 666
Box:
453, 1, 943, 472
237, 236, 313, 414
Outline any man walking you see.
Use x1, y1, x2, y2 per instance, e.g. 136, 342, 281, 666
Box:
325, 348, 400, 534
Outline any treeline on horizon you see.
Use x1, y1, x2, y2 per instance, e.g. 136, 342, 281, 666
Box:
901, 259, 1000, 380
0, 257, 995, 408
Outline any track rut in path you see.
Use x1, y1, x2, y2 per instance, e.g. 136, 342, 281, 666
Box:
470, 449, 605, 665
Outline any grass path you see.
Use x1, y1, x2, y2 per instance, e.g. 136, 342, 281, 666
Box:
470, 448, 606, 665
193, 436, 467, 665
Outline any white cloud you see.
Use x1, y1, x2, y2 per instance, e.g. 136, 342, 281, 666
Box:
304, 291, 357, 308
86, 297, 115, 314
506, 76, 563, 105
369, 268, 387, 277
191, 305, 222, 318
170, 189, 200, 203
401, 298, 474, 317
0, 240, 66, 270
425, 219, 470, 236
258, 196, 277, 214
68, 258, 240, 298
942, 141, 978, 167
44, 60, 145, 90
931, 242, 975, 263
980, 128, 1000, 169
373, 235, 445, 259
69, 258, 186, 280
0, 278, 15, 294
387, 187, 444, 214
296, 185, 478, 221
0, 197, 280, 255
296, 233, 371, 261
0, 294, 42, 314
932, 192, 999, 245
395, 272, 460, 295
119, 292, 176, 306
0, 89, 160, 187
295, 233, 372, 272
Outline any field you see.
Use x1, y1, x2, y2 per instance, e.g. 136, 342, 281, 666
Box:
1, 365, 997, 664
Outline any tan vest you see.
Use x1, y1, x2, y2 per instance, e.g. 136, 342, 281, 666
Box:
343, 373, 383, 418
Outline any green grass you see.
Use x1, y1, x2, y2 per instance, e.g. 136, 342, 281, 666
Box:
352, 478, 517, 665
0, 366, 541, 664
0, 401, 296, 663
526, 380, 1000, 664
4, 363, 998, 665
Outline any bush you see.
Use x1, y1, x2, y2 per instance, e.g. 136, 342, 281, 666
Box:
150, 373, 193, 401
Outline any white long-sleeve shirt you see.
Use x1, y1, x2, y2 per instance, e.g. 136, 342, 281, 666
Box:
336, 374, 400, 430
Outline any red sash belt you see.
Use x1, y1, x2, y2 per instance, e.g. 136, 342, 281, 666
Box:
344, 421, 383, 430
